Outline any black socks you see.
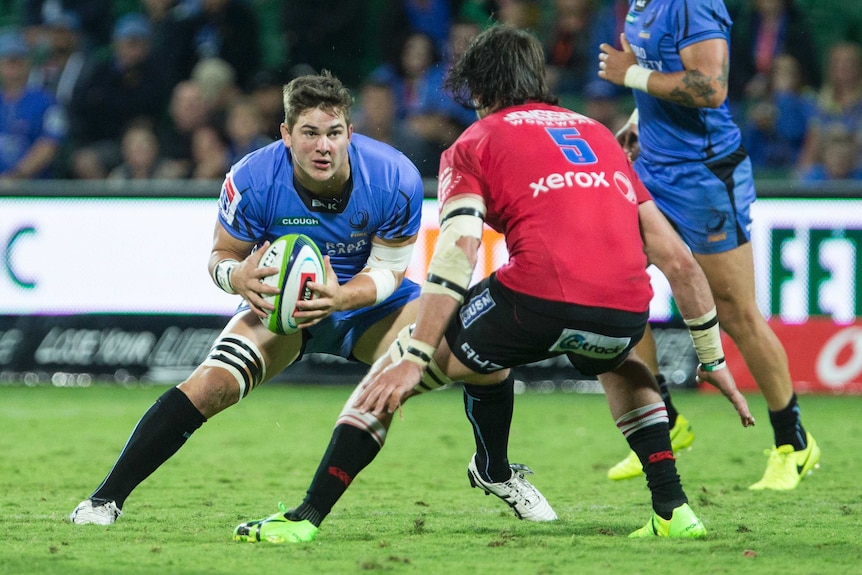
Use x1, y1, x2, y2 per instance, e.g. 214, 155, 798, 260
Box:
463, 375, 514, 483
297, 423, 382, 527
628, 423, 687, 520
768, 393, 807, 450
91, 386, 206, 508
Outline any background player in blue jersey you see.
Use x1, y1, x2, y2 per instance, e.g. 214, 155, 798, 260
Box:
597, 0, 820, 490
70, 71, 554, 537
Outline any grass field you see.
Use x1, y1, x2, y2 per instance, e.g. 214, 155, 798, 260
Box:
1, 383, 859, 575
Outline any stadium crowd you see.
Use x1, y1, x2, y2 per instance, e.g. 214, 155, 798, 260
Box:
1, 0, 861, 183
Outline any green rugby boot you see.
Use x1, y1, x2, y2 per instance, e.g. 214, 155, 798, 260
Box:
233, 502, 319, 543
629, 503, 706, 539
749, 432, 821, 491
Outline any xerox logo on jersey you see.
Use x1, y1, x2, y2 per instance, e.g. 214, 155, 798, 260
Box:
530, 170, 609, 197
503, 109, 586, 127
460, 288, 495, 328
549, 329, 631, 358
218, 174, 242, 225
613, 171, 638, 204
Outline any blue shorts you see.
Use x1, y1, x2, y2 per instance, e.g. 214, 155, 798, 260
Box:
635, 146, 755, 255
303, 278, 420, 359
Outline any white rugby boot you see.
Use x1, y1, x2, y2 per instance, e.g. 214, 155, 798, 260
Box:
69, 499, 122, 525
467, 454, 558, 521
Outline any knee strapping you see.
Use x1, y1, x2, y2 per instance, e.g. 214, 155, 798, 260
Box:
336, 382, 390, 447
202, 334, 267, 400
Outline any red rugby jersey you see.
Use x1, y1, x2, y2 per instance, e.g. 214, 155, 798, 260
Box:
438, 103, 653, 313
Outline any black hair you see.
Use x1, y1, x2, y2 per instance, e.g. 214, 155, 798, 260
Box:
444, 24, 558, 110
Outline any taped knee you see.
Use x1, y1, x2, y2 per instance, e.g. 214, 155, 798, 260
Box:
389, 325, 454, 393
336, 382, 390, 447
202, 334, 267, 400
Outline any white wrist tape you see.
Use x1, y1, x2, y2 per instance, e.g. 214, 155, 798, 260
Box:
363, 268, 397, 305
402, 338, 436, 368
212, 259, 239, 294
624, 65, 653, 93
685, 307, 726, 371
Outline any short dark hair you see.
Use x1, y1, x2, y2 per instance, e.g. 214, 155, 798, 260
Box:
282, 70, 353, 129
444, 25, 557, 110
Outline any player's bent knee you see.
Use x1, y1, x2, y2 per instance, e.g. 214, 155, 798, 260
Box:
201, 333, 267, 401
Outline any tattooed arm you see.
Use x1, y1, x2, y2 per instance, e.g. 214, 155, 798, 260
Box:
598, 34, 729, 109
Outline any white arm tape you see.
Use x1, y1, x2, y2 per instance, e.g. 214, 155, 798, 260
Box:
362, 241, 414, 304
624, 65, 653, 93
363, 268, 398, 305
684, 307, 726, 371
367, 241, 414, 271
423, 195, 486, 302
212, 259, 239, 294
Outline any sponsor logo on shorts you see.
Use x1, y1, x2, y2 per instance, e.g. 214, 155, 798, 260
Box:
549, 329, 631, 358
459, 341, 503, 371
530, 170, 610, 197
460, 288, 495, 328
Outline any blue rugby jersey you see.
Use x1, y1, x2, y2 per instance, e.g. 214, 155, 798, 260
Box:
625, 0, 741, 163
217, 133, 423, 284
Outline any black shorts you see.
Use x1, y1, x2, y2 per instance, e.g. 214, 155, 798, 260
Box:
445, 274, 649, 376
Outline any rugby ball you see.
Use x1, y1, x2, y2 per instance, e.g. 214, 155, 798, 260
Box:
258, 234, 325, 335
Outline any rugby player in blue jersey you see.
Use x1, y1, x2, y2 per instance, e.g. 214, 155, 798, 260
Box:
70, 72, 555, 535
597, 0, 819, 490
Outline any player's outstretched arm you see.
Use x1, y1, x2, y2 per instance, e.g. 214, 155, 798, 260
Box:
697, 366, 755, 427
638, 200, 754, 427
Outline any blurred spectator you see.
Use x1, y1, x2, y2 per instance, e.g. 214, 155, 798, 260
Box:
66, 12, 171, 178
544, 0, 609, 97
466, 0, 541, 30
370, 31, 441, 121
352, 79, 419, 155
189, 123, 230, 179
157, 79, 212, 177
0, 29, 67, 180
798, 125, 862, 181
224, 97, 273, 165
248, 69, 285, 141
22, 0, 114, 52
370, 29, 471, 176
139, 0, 199, 90
108, 122, 180, 180
403, 19, 480, 143
582, 79, 626, 132
28, 10, 87, 107
742, 54, 816, 172
797, 41, 862, 175
728, 0, 821, 105
190, 56, 240, 134
283, 0, 368, 88
187, 0, 262, 91
381, 0, 455, 57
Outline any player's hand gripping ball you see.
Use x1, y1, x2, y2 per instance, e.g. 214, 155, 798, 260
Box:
258, 234, 325, 334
